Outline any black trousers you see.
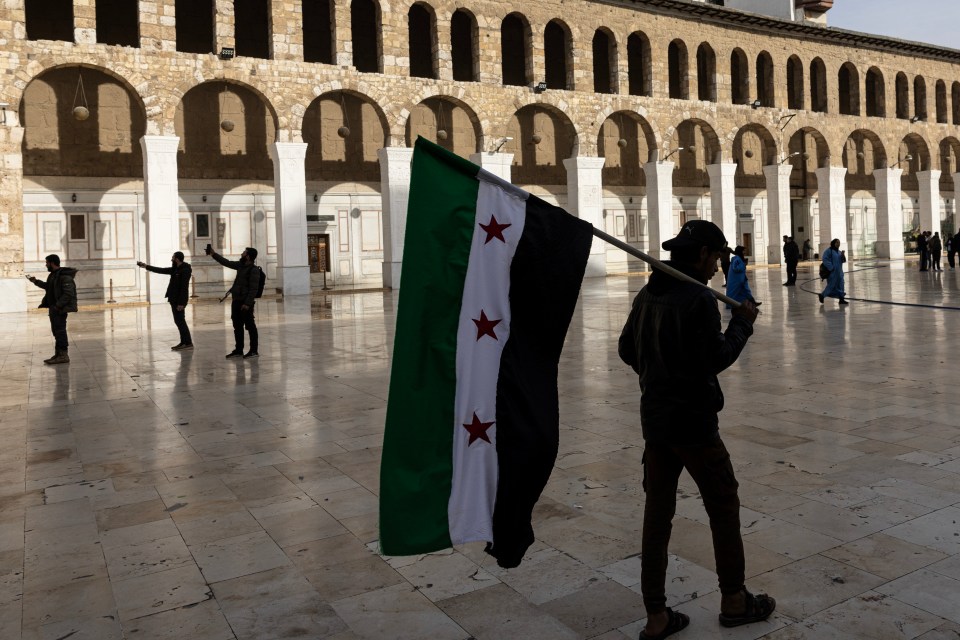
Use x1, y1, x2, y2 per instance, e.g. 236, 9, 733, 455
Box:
785, 260, 798, 284
231, 300, 258, 352
49, 309, 68, 352
920, 249, 929, 270
171, 303, 192, 345
949, 251, 956, 269
931, 251, 942, 270
641, 438, 744, 615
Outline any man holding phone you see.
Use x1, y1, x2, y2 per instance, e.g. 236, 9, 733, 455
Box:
27, 254, 78, 365
206, 243, 260, 359
137, 252, 193, 350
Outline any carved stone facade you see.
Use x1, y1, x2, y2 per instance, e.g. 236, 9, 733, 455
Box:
1, 0, 959, 311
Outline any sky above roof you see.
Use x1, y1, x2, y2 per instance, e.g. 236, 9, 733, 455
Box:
827, 0, 960, 50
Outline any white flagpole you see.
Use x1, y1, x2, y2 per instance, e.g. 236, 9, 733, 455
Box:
591, 227, 742, 309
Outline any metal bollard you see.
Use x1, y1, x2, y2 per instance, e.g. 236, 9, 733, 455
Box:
107, 278, 117, 304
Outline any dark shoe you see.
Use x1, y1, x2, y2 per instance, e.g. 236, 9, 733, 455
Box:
818, 293, 824, 304
174, 343, 194, 351
839, 298, 849, 305
226, 350, 243, 359
45, 351, 70, 365
640, 607, 690, 640
43, 353, 58, 364
243, 351, 259, 359
719, 590, 776, 628
171, 343, 183, 350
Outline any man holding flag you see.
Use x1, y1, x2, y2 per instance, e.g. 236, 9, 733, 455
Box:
619, 220, 775, 638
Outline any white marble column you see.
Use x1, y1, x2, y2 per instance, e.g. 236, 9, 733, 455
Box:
814, 166, 848, 254
0, 124, 27, 313
270, 142, 310, 295
707, 163, 737, 251
917, 170, 942, 234
563, 156, 606, 277
643, 161, 676, 261
763, 164, 793, 264
378, 146, 414, 289
873, 168, 904, 259
140, 135, 181, 303
469, 152, 514, 182
953, 172, 960, 232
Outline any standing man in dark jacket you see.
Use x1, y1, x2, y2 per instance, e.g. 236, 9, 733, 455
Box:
782, 235, 800, 286
207, 245, 260, 359
26, 254, 78, 365
618, 221, 774, 639
137, 251, 194, 350
917, 231, 929, 271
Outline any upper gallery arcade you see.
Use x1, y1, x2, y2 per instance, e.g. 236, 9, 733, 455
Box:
2, 0, 960, 312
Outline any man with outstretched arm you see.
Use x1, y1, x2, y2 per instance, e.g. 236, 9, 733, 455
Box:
137, 251, 193, 350
618, 220, 775, 639
26, 254, 78, 365
207, 245, 260, 359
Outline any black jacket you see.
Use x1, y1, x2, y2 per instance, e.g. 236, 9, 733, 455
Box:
144, 262, 191, 306
783, 240, 800, 263
618, 261, 753, 446
211, 252, 259, 306
32, 267, 79, 313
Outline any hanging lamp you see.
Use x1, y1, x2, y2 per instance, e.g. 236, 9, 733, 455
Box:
219, 83, 235, 133
337, 92, 351, 138
72, 70, 90, 121
436, 101, 448, 141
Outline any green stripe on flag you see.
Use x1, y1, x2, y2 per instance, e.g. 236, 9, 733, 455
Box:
380, 137, 481, 556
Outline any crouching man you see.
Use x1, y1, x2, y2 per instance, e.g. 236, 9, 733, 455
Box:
27, 254, 78, 365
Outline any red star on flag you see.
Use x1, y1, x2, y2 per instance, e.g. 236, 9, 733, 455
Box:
462, 412, 494, 446
472, 310, 502, 341
479, 215, 512, 244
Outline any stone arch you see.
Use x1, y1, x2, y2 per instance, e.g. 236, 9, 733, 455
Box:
838, 62, 860, 116
730, 48, 749, 105
404, 95, 482, 157
669, 117, 721, 188
19, 64, 149, 178
896, 72, 910, 119
501, 12, 532, 87
938, 136, 960, 191
597, 110, 657, 186
696, 42, 716, 102
303, 89, 389, 182
786, 127, 830, 192
175, 80, 278, 180
593, 27, 618, 95
936, 80, 948, 124
544, 19, 574, 91
627, 30, 652, 97
667, 39, 689, 100
842, 129, 886, 192
914, 76, 928, 120
503, 102, 577, 189
786, 55, 804, 110
395, 85, 490, 149
952, 82, 960, 125
351, 0, 383, 74
899, 132, 930, 191
732, 123, 778, 189
756, 51, 774, 108
450, 7, 479, 83
165, 73, 282, 139
810, 57, 828, 113
865, 67, 885, 118
408, 2, 438, 80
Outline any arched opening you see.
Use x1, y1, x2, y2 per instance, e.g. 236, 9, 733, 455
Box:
865, 67, 885, 117
810, 58, 827, 113
914, 76, 927, 121
503, 105, 576, 191
756, 51, 774, 107
351, 0, 381, 73
668, 39, 688, 100
838, 62, 860, 116
303, 90, 387, 182
175, 81, 276, 180
593, 29, 617, 94
25, 0, 73, 42
936, 80, 948, 124
303, 0, 334, 63
598, 111, 655, 187
938, 138, 960, 195
451, 9, 477, 82
544, 20, 572, 90
953, 82, 960, 125
696, 43, 716, 102
899, 133, 929, 192
896, 73, 910, 119
501, 13, 531, 87
408, 3, 436, 79
733, 124, 778, 189
842, 130, 886, 257
96, 0, 139, 47
670, 119, 720, 190
787, 56, 804, 110
730, 48, 749, 105
234, 0, 270, 59
787, 127, 830, 255
176, 0, 215, 54
627, 32, 651, 97
404, 96, 480, 157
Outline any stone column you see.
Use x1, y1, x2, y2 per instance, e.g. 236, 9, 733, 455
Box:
435, 15, 453, 82
953, 172, 960, 232
643, 160, 675, 261
563, 156, 606, 277
917, 169, 942, 234
270, 0, 303, 61
214, 0, 235, 53
270, 142, 310, 295
378, 146, 414, 289
332, 0, 351, 66
74, 0, 96, 44
141, 136, 181, 303
706, 162, 737, 251
139, 0, 177, 52
814, 166, 848, 254
763, 164, 792, 264
469, 152, 514, 182
873, 168, 904, 259
0, 124, 27, 313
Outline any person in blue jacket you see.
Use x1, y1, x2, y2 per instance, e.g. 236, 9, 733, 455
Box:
819, 238, 847, 305
724, 246, 756, 308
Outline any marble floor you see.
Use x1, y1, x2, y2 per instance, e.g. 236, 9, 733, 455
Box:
1, 259, 959, 639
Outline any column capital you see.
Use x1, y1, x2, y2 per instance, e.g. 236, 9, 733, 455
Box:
815, 165, 848, 181
917, 169, 942, 181
873, 167, 903, 180
643, 160, 675, 177
706, 162, 737, 178
378, 146, 415, 163
562, 156, 606, 171
469, 152, 514, 182
763, 163, 793, 180
269, 141, 309, 161
140, 135, 180, 154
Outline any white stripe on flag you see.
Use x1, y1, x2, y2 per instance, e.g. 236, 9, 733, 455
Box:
448, 179, 527, 545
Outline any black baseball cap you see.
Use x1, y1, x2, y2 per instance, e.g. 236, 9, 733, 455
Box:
662, 220, 730, 252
